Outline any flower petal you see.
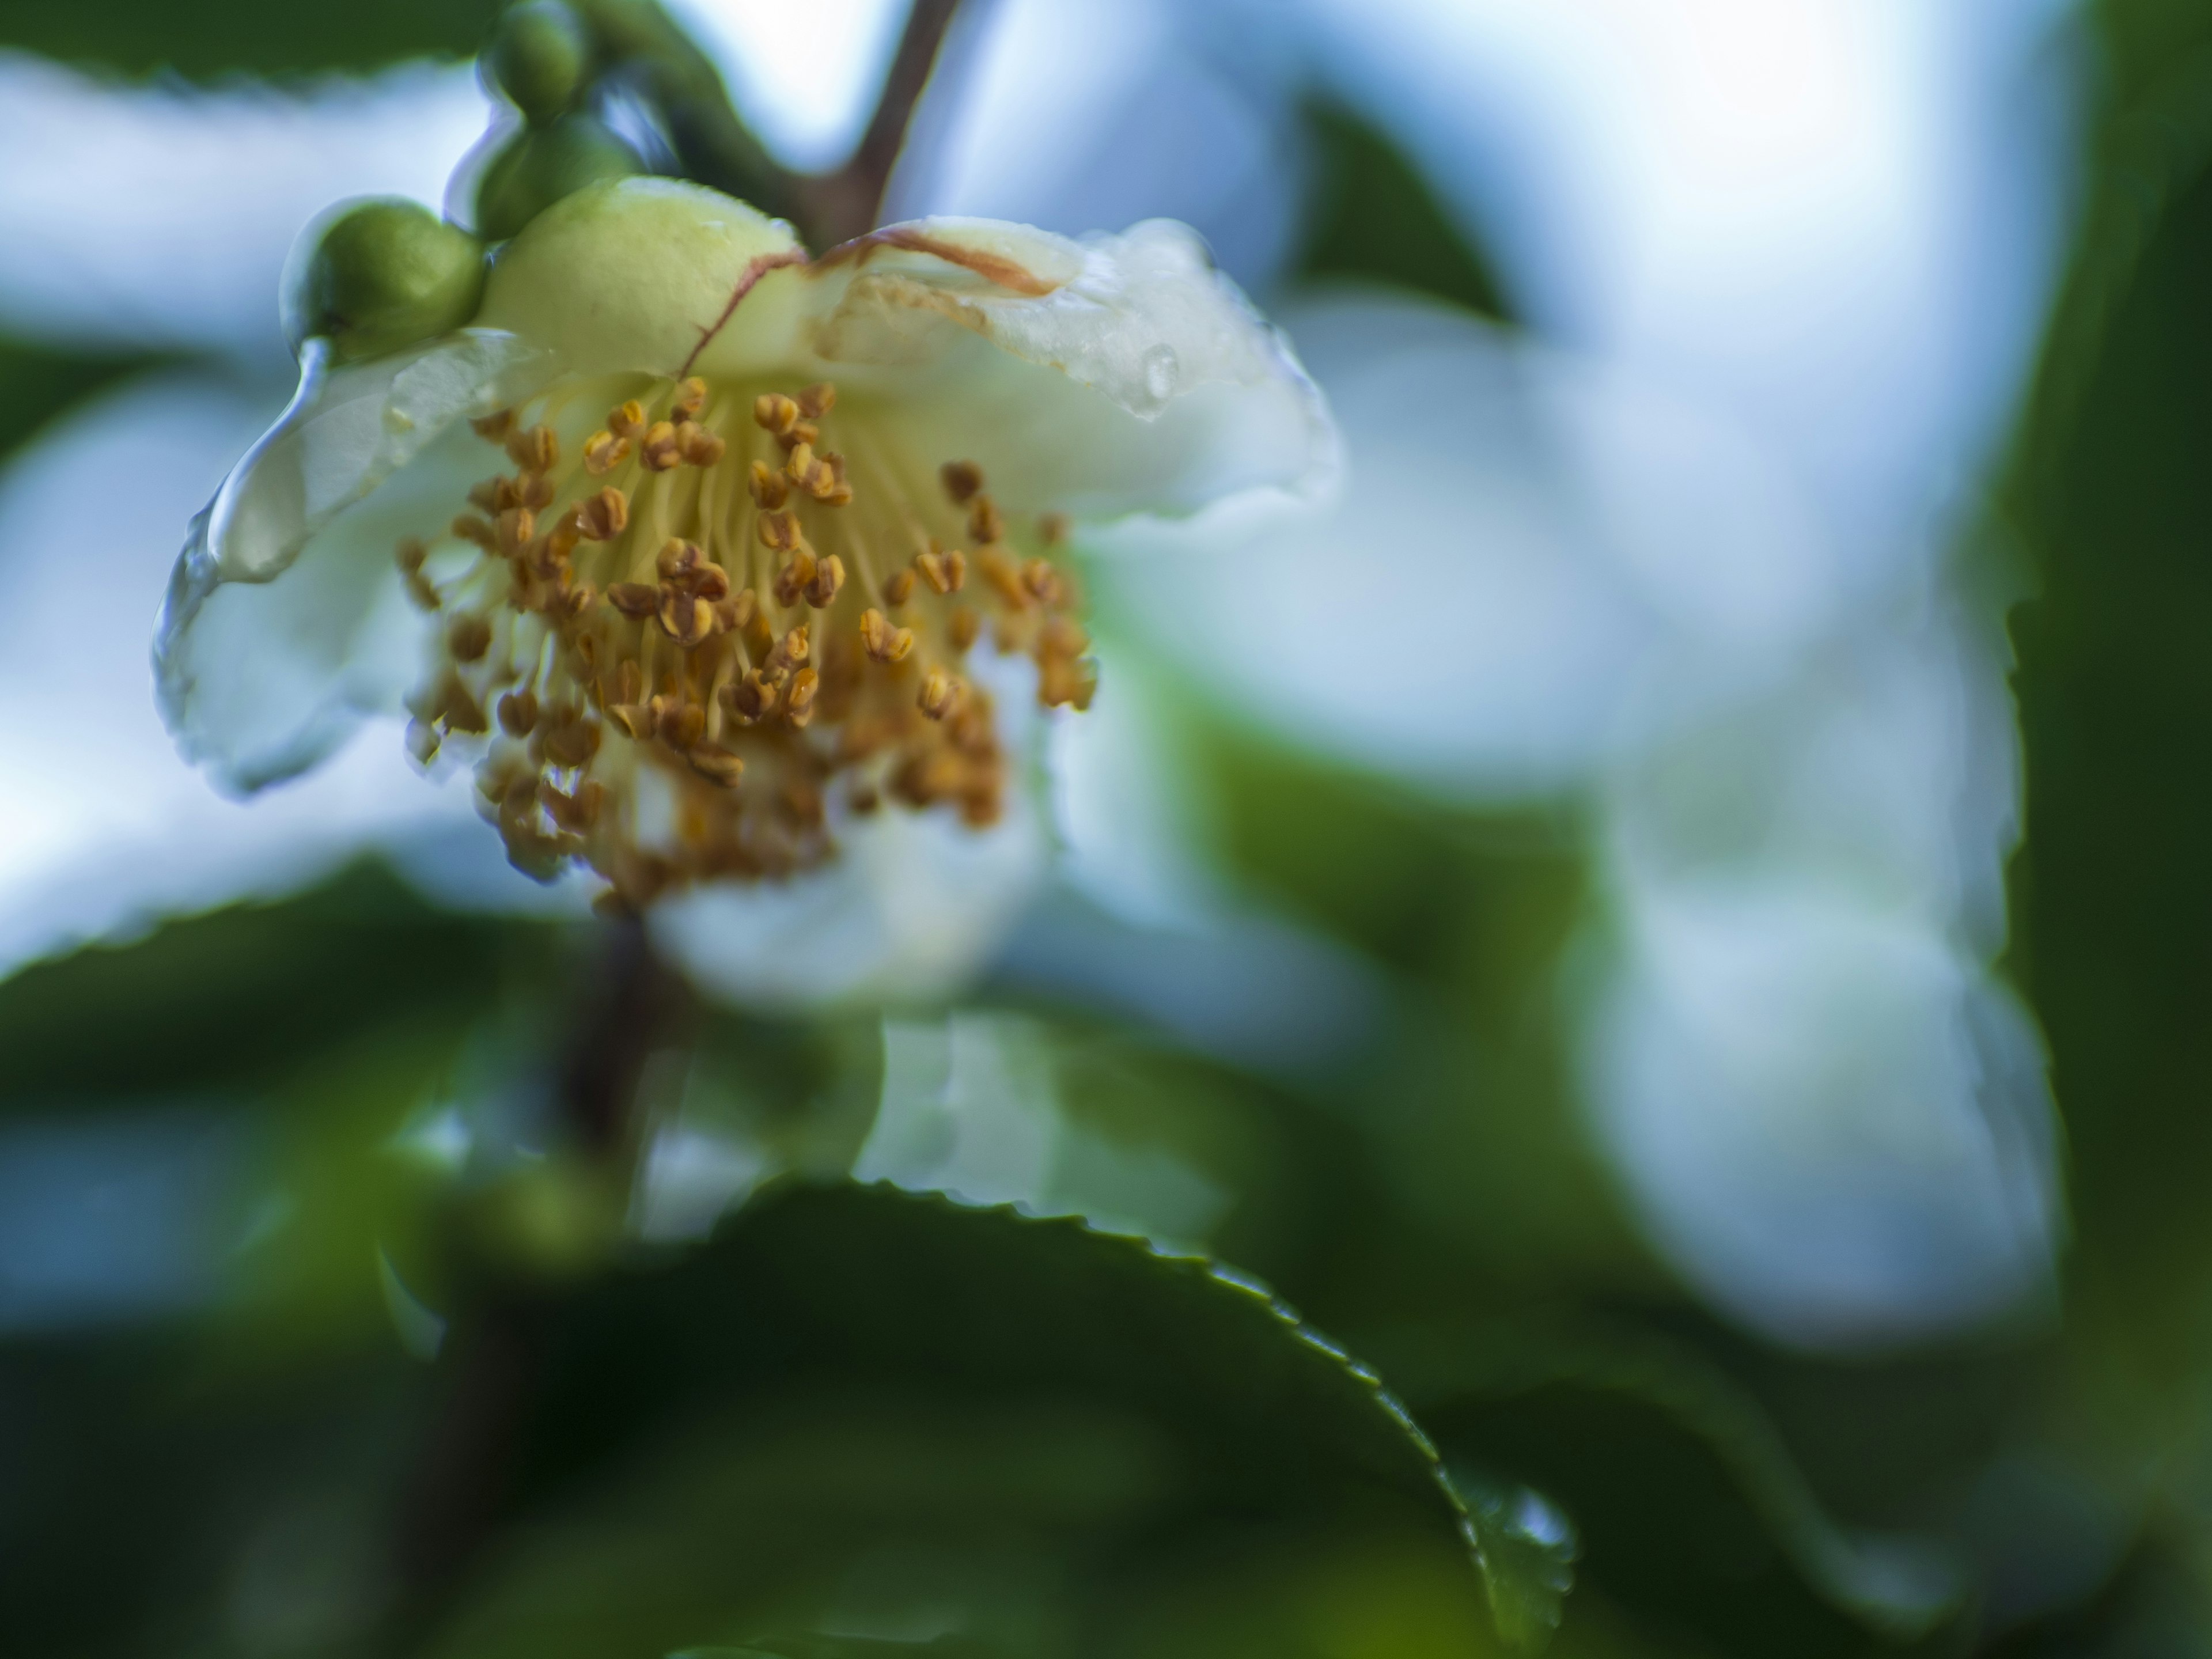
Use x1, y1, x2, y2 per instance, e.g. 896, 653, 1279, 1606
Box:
785, 216, 1337, 518
155, 329, 548, 792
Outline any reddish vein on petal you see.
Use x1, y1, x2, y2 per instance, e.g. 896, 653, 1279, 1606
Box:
680, 247, 812, 377
812, 226, 1064, 298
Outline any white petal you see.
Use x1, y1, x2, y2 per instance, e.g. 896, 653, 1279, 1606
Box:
791, 216, 1336, 518
649, 796, 1048, 1009
1580, 877, 2061, 1351
155, 332, 549, 792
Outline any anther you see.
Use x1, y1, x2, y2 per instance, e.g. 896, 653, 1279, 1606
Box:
882, 569, 915, 606
976, 547, 1028, 609
610, 702, 657, 740
779, 420, 819, 453
757, 509, 801, 551
918, 668, 964, 720
608, 399, 646, 439
574, 486, 628, 540
1022, 559, 1066, 606
915, 546, 967, 595
688, 748, 744, 787
941, 460, 983, 503
948, 606, 980, 652
540, 779, 604, 830
1039, 615, 1089, 657
452, 514, 497, 551
749, 460, 789, 510
396, 537, 428, 572
753, 393, 799, 436
543, 717, 600, 767
471, 409, 517, 442
785, 667, 820, 726
641, 420, 681, 472
772, 551, 818, 608
679, 423, 724, 467
497, 507, 535, 554
607, 582, 658, 619
718, 588, 758, 635
724, 670, 777, 725
653, 696, 705, 749
767, 624, 810, 677
859, 608, 915, 664
505, 424, 557, 473
672, 377, 707, 421
584, 430, 630, 474
968, 494, 1004, 544
1039, 655, 1099, 710
448, 615, 493, 662
498, 689, 540, 736
796, 382, 836, 418
804, 554, 844, 608
659, 588, 716, 648
522, 472, 555, 509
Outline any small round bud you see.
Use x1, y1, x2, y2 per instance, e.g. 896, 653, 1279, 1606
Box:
280, 198, 486, 363
472, 113, 645, 244
484, 0, 591, 123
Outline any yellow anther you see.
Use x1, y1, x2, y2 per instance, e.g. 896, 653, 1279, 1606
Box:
940, 460, 983, 503
784, 440, 816, 483
641, 420, 681, 472
659, 588, 717, 649
1022, 558, 1066, 606
688, 747, 744, 787
497, 689, 540, 737
778, 419, 819, 453
543, 716, 600, 767
471, 408, 517, 442
772, 551, 818, 608
968, 494, 1004, 544
505, 423, 557, 473
672, 377, 707, 421
796, 381, 836, 419
724, 669, 777, 725
608, 399, 646, 439
915, 545, 966, 595
948, 606, 980, 652
540, 778, 605, 830
574, 486, 628, 540
679, 423, 725, 467
804, 553, 845, 608
749, 460, 789, 510
767, 624, 810, 678
1039, 512, 1069, 547
753, 393, 799, 436
785, 667, 821, 726
452, 514, 497, 550
1039, 654, 1098, 710
657, 537, 703, 581
522, 471, 555, 509
757, 508, 801, 551
448, 615, 493, 662
653, 695, 706, 749
918, 668, 963, 721
859, 608, 914, 664
882, 569, 915, 606
559, 581, 597, 619
497, 506, 535, 554
584, 430, 630, 474
467, 478, 505, 514
718, 588, 758, 635
607, 582, 658, 619
976, 547, 1028, 609
1039, 614, 1089, 657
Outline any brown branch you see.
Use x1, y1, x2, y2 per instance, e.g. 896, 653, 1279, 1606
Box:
800, 0, 965, 247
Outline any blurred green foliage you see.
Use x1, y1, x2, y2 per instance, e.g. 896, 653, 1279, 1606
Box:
0, 0, 500, 77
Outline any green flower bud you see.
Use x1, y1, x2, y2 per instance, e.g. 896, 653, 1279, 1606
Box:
472, 112, 645, 244
280, 198, 486, 363
484, 0, 591, 123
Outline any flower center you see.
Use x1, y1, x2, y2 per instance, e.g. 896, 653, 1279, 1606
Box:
396, 373, 1094, 906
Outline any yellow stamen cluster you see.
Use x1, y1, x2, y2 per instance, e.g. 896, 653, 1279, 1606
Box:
399, 374, 1096, 906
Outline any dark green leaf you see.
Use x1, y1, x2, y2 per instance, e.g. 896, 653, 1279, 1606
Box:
414, 1180, 1502, 1658
0, 0, 499, 78
0, 335, 173, 463
1296, 101, 1515, 322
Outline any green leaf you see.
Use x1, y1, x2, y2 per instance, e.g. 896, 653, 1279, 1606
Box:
0, 335, 172, 464
414, 1180, 1508, 1658
2000, 0, 2212, 1437
1381, 1321, 1961, 1656
1295, 101, 1516, 322
0, 0, 499, 78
